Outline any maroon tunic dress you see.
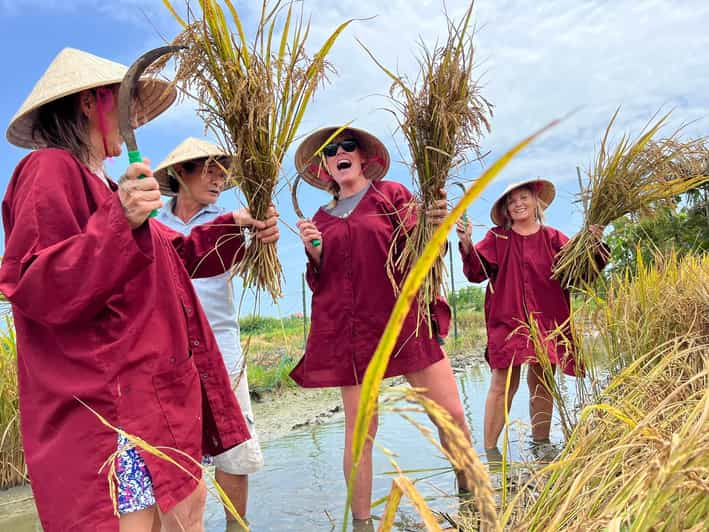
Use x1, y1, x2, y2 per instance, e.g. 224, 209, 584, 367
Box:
459, 226, 580, 376
0, 149, 250, 531
290, 180, 450, 388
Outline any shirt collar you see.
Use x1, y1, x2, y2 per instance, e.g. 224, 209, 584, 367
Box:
165, 197, 221, 224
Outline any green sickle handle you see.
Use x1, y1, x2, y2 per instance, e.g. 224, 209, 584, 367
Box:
128, 150, 157, 218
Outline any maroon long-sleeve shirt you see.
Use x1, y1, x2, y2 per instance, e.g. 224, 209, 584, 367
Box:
290, 180, 450, 388
0, 148, 250, 531
459, 226, 580, 376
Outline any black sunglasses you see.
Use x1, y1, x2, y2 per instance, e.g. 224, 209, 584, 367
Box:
322, 139, 358, 157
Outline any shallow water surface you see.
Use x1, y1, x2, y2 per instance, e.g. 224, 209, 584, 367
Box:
4, 362, 575, 531
204, 362, 574, 531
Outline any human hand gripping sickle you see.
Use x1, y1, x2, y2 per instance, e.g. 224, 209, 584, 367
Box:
117, 45, 186, 220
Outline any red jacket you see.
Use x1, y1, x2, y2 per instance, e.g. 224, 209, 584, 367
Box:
0, 149, 250, 531
290, 180, 449, 387
459, 226, 580, 375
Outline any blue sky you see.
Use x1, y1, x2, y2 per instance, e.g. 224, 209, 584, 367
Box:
1, 0, 708, 318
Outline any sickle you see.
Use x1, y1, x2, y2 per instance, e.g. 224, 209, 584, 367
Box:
117, 45, 185, 217
453, 182, 469, 222
291, 174, 320, 247
118, 45, 185, 156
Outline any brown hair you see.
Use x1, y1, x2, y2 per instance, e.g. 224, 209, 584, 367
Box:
31, 92, 92, 164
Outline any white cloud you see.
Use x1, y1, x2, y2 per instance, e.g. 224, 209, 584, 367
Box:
3, 0, 708, 315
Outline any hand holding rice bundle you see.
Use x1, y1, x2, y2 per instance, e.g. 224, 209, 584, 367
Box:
552, 109, 709, 289
161, 0, 353, 300
361, 1, 492, 328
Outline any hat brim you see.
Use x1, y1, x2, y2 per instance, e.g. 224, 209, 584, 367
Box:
6, 78, 176, 149
294, 126, 390, 190
490, 179, 555, 226
154, 155, 235, 197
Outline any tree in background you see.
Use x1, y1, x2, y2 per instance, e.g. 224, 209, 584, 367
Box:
606, 183, 709, 274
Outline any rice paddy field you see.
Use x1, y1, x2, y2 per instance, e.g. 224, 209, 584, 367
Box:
1, 249, 706, 530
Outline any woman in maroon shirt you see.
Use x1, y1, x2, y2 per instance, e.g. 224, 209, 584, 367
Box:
0, 48, 278, 531
456, 179, 603, 462
292, 126, 471, 527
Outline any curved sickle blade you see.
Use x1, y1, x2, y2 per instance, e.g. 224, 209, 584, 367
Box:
291, 174, 305, 219
118, 45, 186, 152
291, 174, 320, 247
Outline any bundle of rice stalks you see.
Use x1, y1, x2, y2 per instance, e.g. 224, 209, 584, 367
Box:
552, 109, 709, 289
162, 0, 353, 299
361, 1, 492, 325
0, 318, 26, 489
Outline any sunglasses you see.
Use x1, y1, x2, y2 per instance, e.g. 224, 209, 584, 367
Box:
322, 139, 358, 157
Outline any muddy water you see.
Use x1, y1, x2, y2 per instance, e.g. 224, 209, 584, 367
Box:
204, 362, 574, 531
2, 362, 576, 531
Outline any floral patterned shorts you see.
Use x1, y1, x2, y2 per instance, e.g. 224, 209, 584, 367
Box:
116, 433, 156, 514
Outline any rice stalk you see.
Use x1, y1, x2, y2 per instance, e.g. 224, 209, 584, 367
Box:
343, 120, 558, 531
81, 399, 249, 529
498, 250, 709, 530
594, 250, 709, 370
384, 386, 498, 530
507, 339, 708, 531
552, 108, 709, 289
162, 0, 354, 300
377, 475, 443, 532
0, 317, 26, 489
359, 1, 492, 327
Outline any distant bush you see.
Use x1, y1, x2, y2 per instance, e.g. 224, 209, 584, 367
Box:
448, 285, 485, 312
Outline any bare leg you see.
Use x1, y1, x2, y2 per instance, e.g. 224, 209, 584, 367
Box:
214, 470, 248, 522
157, 479, 208, 532
119, 507, 158, 532
341, 385, 378, 520
405, 356, 472, 491
483, 366, 520, 450
527, 363, 555, 442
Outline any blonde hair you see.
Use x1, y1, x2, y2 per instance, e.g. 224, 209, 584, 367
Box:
501, 185, 547, 228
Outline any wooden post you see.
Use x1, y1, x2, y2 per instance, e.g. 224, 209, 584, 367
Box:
448, 240, 459, 342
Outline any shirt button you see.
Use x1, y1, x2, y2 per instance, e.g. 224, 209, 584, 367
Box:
169, 356, 176, 364
185, 306, 193, 316
192, 339, 200, 347
201, 372, 209, 379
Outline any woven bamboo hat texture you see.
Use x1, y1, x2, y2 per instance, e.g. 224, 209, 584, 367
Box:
490, 178, 555, 226
6, 47, 176, 149
295, 126, 390, 190
154, 137, 233, 196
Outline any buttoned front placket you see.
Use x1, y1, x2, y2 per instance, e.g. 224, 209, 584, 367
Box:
340, 217, 360, 383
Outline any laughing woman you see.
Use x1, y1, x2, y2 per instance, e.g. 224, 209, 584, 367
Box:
292, 127, 471, 529
456, 179, 605, 463
0, 49, 277, 531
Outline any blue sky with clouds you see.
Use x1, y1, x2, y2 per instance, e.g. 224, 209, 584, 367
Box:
1, 0, 708, 317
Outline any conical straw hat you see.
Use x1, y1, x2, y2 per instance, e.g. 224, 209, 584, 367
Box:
294, 126, 390, 190
490, 178, 555, 226
154, 137, 234, 196
6, 47, 176, 149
